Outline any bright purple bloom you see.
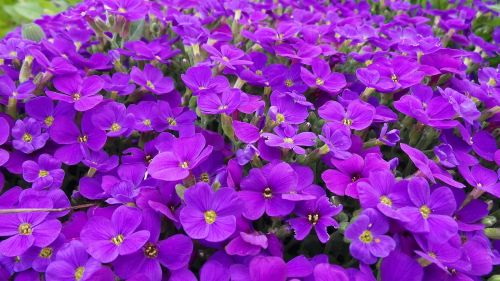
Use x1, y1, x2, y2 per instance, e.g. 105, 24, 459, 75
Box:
288, 196, 342, 243
198, 88, 242, 115
262, 125, 317, 154
22, 154, 64, 190
319, 100, 375, 130
102, 73, 136, 96
25, 97, 75, 129
269, 64, 308, 94
12, 118, 49, 154
458, 164, 500, 198
152, 101, 197, 134
181, 65, 229, 95
0, 75, 35, 100
319, 124, 352, 159
102, 0, 149, 21
148, 134, 213, 181
0, 196, 61, 257
46, 74, 104, 112
397, 177, 458, 243
80, 206, 150, 263
130, 64, 174, 95
127, 101, 157, 132
345, 209, 396, 264
180, 183, 241, 242
378, 123, 400, 146
300, 58, 346, 94
380, 251, 424, 281
269, 93, 309, 125
91, 101, 134, 137
45, 240, 102, 281
239, 162, 297, 220
203, 44, 253, 70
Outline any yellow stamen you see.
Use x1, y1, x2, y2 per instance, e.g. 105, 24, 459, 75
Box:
379, 196, 392, 207
307, 213, 320, 225
44, 116, 54, 127
420, 205, 431, 219
276, 113, 285, 124
18, 223, 32, 235
74, 266, 85, 281
38, 170, 49, 177
110, 122, 121, 132
111, 234, 124, 246
144, 242, 159, 258
204, 210, 217, 224
22, 133, 33, 143
263, 187, 272, 199
359, 230, 373, 243
39, 247, 53, 258
180, 161, 189, 169
342, 118, 353, 126
315, 78, 324, 86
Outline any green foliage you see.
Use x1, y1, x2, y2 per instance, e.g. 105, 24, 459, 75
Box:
0, 0, 79, 37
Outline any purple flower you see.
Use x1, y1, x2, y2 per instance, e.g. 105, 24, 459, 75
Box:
152, 101, 197, 134
0, 196, 61, 257
80, 206, 150, 263
50, 115, 107, 165
288, 196, 342, 243
102, 73, 136, 96
0, 75, 35, 100
181, 65, 229, 95
319, 124, 352, 159
345, 209, 396, 264
25, 97, 75, 129
357, 170, 408, 219
262, 125, 317, 155
46, 74, 104, 112
127, 101, 157, 132
269, 64, 308, 94
300, 58, 346, 94
269, 93, 309, 125
397, 177, 458, 243
102, 0, 149, 21
130, 64, 174, 95
319, 100, 375, 130
203, 44, 253, 70
148, 133, 213, 181
378, 123, 400, 146
198, 88, 242, 115
458, 164, 500, 198
22, 154, 64, 190
239, 162, 297, 220
180, 183, 241, 242
91, 101, 134, 137
45, 240, 102, 281
380, 251, 424, 281
12, 118, 49, 154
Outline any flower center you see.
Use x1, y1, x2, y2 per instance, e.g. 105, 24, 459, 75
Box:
263, 187, 273, 199
118, 7, 127, 13
144, 242, 159, 258
111, 234, 125, 246
365, 59, 373, 66
283, 137, 294, 144
78, 135, 88, 143
18, 223, 32, 235
180, 161, 189, 169
351, 174, 360, 182
255, 70, 263, 75
379, 195, 392, 206
9, 51, 17, 57
218, 104, 229, 110
146, 80, 155, 90
73, 93, 81, 101
342, 118, 353, 126
39, 170, 49, 177
200, 172, 210, 183
276, 113, 285, 124
110, 122, 121, 132
419, 205, 431, 219
22, 133, 33, 143
428, 252, 437, 259
285, 79, 294, 87
222, 56, 230, 62
307, 213, 320, 225
204, 210, 217, 224
44, 116, 54, 127
74, 266, 85, 281
487, 77, 496, 87
477, 182, 483, 188
391, 74, 398, 83
359, 230, 373, 243
315, 78, 324, 86
39, 247, 53, 258
143, 119, 151, 126
167, 117, 177, 126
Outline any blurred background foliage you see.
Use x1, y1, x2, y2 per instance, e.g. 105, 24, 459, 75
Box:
0, 0, 79, 37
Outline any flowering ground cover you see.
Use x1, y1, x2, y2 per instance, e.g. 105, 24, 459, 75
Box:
0, 0, 499, 280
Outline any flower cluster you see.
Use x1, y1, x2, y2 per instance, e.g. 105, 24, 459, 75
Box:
0, 0, 498, 280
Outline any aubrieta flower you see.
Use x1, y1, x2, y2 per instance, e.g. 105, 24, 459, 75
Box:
130, 64, 175, 95
319, 100, 375, 130
261, 124, 317, 155
102, 72, 136, 96
319, 124, 352, 159
288, 196, 342, 243
0, 196, 61, 257
181, 65, 229, 95
22, 153, 64, 190
458, 164, 500, 198
12, 118, 49, 154
239, 162, 297, 220
46, 74, 104, 112
91, 101, 134, 137
45, 240, 101, 281
345, 208, 396, 264
300, 58, 347, 94
180, 183, 241, 242
202, 44, 253, 70
397, 177, 458, 243
102, 0, 149, 21
0, 75, 35, 100
25, 96, 75, 129
148, 133, 213, 181
198, 88, 242, 115
80, 205, 150, 263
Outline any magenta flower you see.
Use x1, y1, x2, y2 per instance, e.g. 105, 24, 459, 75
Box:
181, 65, 229, 95
12, 118, 49, 154
25, 96, 75, 129
397, 177, 458, 243
319, 124, 352, 159
22, 154, 64, 190
0, 75, 35, 100
288, 196, 342, 243
102, 72, 136, 96
239, 162, 297, 220
202, 44, 253, 70
91, 101, 134, 137
130, 64, 175, 95
80, 206, 150, 263
180, 183, 241, 242
261, 125, 317, 155
102, 0, 149, 21
148, 134, 213, 181
458, 164, 500, 198
0, 196, 61, 257
300, 58, 346, 94
319, 100, 375, 130
198, 88, 242, 115
45, 74, 104, 112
